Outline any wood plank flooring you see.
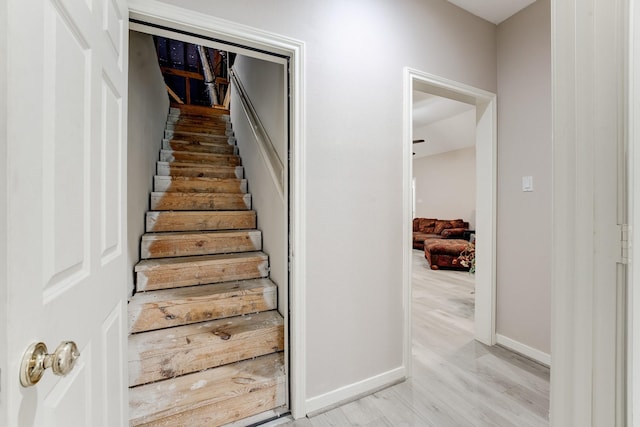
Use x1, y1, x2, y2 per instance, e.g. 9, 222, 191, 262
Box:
276, 250, 550, 427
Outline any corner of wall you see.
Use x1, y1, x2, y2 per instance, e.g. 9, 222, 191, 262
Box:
495, 0, 552, 356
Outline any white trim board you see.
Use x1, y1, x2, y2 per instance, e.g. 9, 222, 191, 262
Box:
403, 68, 498, 376
551, 0, 628, 424
304, 367, 405, 416
126, 0, 308, 418
496, 334, 551, 367
629, 0, 639, 424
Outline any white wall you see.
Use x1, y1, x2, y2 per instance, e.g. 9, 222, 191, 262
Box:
413, 147, 476, 227
231, 55, 288, 313
127, 31, 170, 295
496, 0, 551, 355
233, 56, 286, 162
157, 0, 497, 406
0, 0, 7, 423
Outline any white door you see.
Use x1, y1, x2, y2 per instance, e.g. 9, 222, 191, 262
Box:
5, 0, 128, 425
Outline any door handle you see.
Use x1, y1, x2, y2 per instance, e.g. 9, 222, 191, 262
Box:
19, 341, 80, 387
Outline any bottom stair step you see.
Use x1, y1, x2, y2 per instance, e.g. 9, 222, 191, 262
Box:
129, 310, 284, 387
129, 352, 286, 427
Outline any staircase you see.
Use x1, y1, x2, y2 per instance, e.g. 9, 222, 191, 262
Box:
128, 104, 286, 426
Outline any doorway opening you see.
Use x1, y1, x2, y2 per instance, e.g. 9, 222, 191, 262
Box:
126, 5, 306, 419
402, 68, 497, 373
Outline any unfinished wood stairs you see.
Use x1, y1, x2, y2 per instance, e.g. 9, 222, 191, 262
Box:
128, 105, 286, 426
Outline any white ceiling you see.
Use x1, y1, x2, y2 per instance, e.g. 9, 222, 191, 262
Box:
412, 93, 476, 159
413, 92, 473, 128
446, 0, 537, 25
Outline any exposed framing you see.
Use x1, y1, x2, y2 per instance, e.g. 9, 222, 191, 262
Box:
402, 68, 497, 373
127, 0, 307, 418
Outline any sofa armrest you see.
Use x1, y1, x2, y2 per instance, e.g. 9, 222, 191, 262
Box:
441, 227, 466, 239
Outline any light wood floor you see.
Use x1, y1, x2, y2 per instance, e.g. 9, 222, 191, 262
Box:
274, 249, 550, 427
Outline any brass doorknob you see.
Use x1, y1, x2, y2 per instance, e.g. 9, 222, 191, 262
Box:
20, 341, 80, 387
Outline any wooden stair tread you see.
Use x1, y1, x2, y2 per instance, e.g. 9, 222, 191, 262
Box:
157, 160, 242, 171
140, 229, 262, 259
128, 278, 277, 333
146, 211, 256, 232
163, 141, 236, 154
166, 129, 234, 139
164, 133, 235, 144
162, 140, 235, 148
129, 352, 285, 427
150, 192, 251, 211
135, 251, 267, 271
154, 176, 247, 194
135, 251, 269, 291
157, 162, 243, 179
160, 150, 241, 166
129, 310, 284, 387
168, 123, 231, 132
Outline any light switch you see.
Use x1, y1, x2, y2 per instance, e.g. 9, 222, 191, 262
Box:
522, 176, 533, 192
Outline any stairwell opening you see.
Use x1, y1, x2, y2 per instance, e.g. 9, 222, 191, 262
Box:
127, 25, 294, 426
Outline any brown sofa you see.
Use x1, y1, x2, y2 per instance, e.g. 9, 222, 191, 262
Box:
412, 218, 469, 250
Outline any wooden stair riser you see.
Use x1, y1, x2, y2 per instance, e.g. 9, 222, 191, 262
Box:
169, 105, 230, 120
167, 121, 231, 133
164, 133, 236, 145
128, 278, 277, 333
157, 162, 244, 179
129, 311, 284, 386
163, 140, 237, 155
167, 115, 231, 125
135, 252, 269, 291
150, 192, 251, 211
129, 353, 285, 427
166, 123, 232, 134
141, 230, 262, 259
154, 176, 247, 194
160, 150, 241, 166
165, 128, 234, 139
168, 112, 230, 122
167, 118, 231, 129
146, 211, 256, 232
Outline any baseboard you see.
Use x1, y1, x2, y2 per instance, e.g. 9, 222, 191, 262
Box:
496, 334, 551, 367
304, 366, 406, 416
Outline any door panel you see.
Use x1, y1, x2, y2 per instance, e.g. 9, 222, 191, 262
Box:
6, 0, 128, 425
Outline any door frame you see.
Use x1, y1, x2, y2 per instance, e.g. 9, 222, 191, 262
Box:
629, 0, 639, 423
402, 68, 497, 373
127, 0, 308, 418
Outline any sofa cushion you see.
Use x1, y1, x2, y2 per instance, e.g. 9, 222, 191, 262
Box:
417, 218, 436, 233
450, 219, 466, 228
441, 227, 466, 239
433, 219, 466, 235
433, 220, 449, 235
